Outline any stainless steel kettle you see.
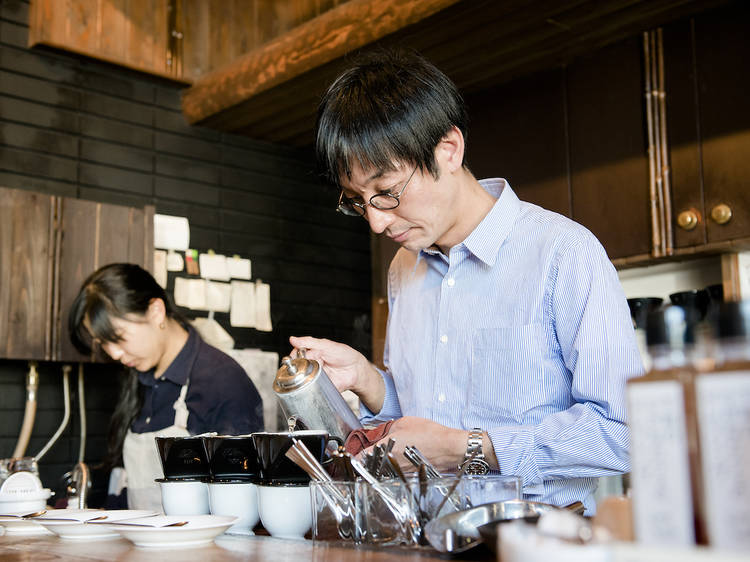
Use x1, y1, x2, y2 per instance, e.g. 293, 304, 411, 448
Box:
272, 349, 362, 442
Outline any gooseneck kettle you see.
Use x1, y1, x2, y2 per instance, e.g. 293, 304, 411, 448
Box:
272, 349, 362, 442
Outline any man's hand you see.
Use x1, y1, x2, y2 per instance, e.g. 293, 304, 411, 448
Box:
289, 335, 385, 413
363, 417, 470, 473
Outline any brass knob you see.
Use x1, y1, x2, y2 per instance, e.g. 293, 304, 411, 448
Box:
710, 203, 732, 225
676, 210, 699, 231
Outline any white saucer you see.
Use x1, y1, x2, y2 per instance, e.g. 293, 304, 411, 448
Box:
0, 516, 53, 536
106, 514, 237, 548
34, 509, 158, 540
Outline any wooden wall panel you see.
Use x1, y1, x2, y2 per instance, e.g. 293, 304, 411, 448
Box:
465, 68, 570, 218
55, 197, 98, 362
567, 36, 651, 260
54, 199, 155, 362
0, 188, 54, 360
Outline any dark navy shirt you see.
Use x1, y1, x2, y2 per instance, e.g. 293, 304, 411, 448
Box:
131, 327, 264, 435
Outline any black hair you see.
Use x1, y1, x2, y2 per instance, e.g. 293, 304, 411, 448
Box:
68, 263, 176, 356
68, 263, 182, 469
315, 48, 469, 188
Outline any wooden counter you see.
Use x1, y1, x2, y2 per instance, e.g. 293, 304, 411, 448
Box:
0, 532, 494, 561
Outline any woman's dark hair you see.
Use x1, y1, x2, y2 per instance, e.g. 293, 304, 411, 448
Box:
68, 263, 181, 468
315, 48, 469, 188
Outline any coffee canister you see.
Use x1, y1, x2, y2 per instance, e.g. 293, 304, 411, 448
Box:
272, 350, 362, 442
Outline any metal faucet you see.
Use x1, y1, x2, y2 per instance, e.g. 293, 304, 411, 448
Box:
66, 461, 90, 509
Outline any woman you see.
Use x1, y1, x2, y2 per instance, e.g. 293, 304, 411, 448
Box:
69, 263, 264, 510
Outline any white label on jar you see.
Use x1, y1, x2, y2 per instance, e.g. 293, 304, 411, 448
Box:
695, 371, 750, 550
627, 380, 695, 545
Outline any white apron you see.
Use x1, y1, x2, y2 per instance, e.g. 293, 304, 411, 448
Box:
122, 381, 190, 511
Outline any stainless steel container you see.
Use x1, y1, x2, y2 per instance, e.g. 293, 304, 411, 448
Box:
272, 350, 362, 442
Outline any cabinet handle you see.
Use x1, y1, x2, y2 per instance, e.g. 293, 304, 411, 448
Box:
676, 210, 699, 231
710, 203, 732, 225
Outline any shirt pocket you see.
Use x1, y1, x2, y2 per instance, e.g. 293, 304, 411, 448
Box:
469, 324, 549, 423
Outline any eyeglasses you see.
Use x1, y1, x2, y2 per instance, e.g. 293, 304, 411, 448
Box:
336, 165, 418, 217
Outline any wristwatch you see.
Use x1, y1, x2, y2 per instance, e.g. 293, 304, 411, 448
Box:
459, 428, 490, 475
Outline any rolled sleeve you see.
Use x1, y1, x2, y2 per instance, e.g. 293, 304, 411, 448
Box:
359, 366, 402, 424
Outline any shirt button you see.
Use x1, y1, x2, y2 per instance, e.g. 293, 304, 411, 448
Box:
440, 335, 448, 344
145, 417, 151, 424
447, 278, 455, 287
438, 393, 446, 403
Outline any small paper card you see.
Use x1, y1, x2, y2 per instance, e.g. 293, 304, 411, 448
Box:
199, 253, 230, 281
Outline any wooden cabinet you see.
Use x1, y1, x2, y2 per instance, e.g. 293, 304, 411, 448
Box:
467, 37, 652, 261
0, 187, 154, 362
28, 0, 346, 82
665, 2, 750, 250
466, 3, 750, 264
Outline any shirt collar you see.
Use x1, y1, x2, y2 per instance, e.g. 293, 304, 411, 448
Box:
137, 325, 200, 386
418, 178, 519, 266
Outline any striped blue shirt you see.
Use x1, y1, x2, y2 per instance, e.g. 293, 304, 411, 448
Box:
361, 179, 644, 513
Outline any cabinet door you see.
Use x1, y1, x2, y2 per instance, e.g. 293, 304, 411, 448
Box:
0, 187, 55, 360
54, 197, 154, 362
667, 3, 750, 248
567, 37, 652, 260
695, 3, 750, 243
28, 0, 172, 80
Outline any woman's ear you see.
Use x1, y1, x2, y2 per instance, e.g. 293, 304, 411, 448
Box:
146, 298, 167, 326
435, 125, 465, 174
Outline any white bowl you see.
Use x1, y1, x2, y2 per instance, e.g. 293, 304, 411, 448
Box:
208, 481, 259, 535
258, 484, 311, 539
157, 479, 209, 515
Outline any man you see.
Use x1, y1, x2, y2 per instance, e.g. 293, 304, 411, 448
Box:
291, 49, 643, 512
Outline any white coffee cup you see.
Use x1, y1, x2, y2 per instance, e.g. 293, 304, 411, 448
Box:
258, 484, 311, 539
208, 481, 259, 535
157, 479, 209, 515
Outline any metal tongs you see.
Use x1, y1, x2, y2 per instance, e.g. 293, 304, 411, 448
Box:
403, 446, 442, 478
284, 438, 355, 539
349, 455, 421, 545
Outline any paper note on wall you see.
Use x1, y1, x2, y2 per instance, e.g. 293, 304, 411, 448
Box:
174, 277, 206, 310
230, 281, 256, 328
255, 282, 272, 332
205, 281, 231, 312
227, 257, 252, 280
166, 251, 184, 272
154, 214, 190, 251
199, 253, 230, 281
227, 349, 281, 431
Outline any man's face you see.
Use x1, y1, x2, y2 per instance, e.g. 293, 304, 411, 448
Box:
340, 160, 457, 253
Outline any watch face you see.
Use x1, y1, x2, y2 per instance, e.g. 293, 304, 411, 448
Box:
464, 459, 490, 475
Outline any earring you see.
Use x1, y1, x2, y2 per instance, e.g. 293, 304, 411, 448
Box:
159, 322, 165, 330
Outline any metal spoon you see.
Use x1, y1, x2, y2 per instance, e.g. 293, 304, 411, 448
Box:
108, 520, 189, 527
0, 510, 47, 518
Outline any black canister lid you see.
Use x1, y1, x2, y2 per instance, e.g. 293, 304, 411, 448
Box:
715, 300, 750, 340
646, 305, 695, 348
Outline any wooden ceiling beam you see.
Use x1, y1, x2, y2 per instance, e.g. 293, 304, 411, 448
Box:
181, 0, 463, 125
